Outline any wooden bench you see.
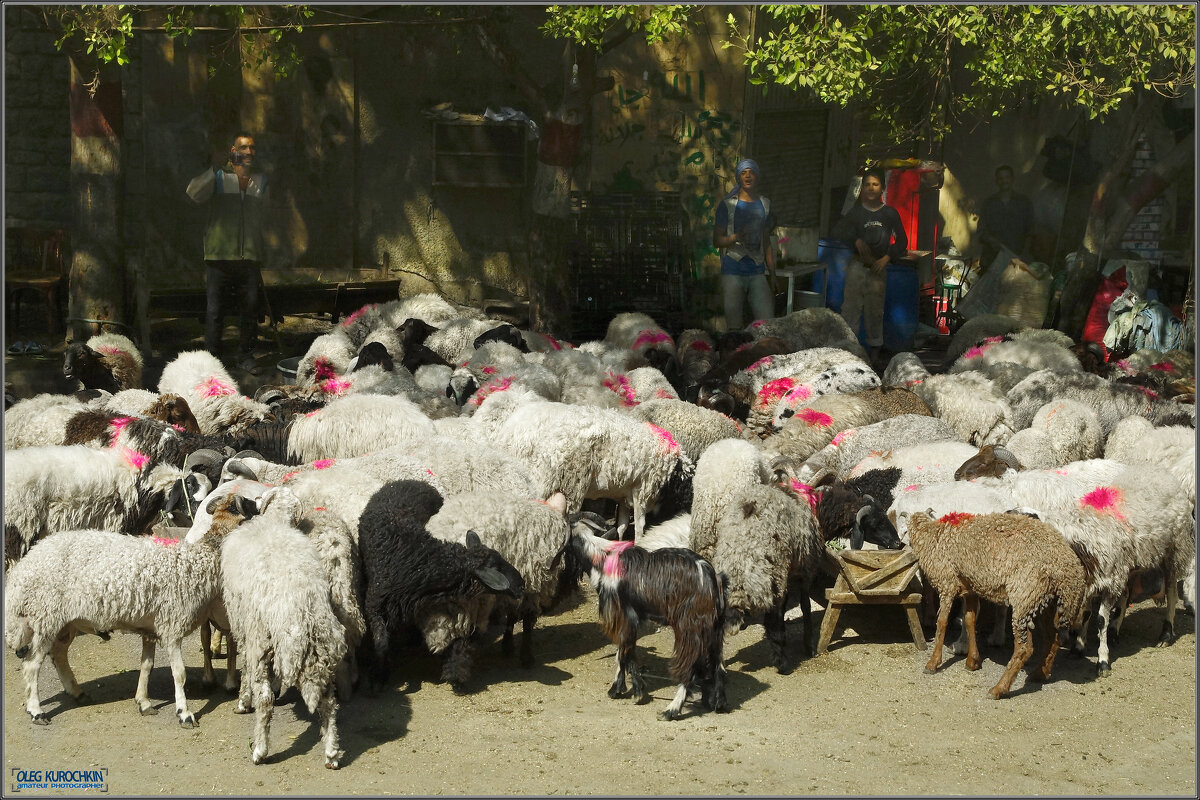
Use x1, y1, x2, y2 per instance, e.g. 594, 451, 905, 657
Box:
816, 547, 927, 654
134, 266, 401, 352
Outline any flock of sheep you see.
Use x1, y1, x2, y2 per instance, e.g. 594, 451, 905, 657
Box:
3, 292, 1196, 769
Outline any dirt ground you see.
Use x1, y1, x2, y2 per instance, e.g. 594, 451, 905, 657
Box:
3, 586, 1195, 797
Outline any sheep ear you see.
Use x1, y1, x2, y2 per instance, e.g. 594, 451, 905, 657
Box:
474, 566, 512, 593
232, 494, 259, 520
465, 530, 483, 549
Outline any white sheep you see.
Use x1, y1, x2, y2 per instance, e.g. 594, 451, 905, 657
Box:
689, 438, 776, 560
1103, 416, 1195, 500
286, 392, 436, 461
628, 398, 743, 464
905, 370, 1017, 446
799, 414, 962, 483
219, 486, 347, 768
4, 525, 225, 726
1003, 399, 1102, 470
4, 392, 89, 449
157, 350, 272, 435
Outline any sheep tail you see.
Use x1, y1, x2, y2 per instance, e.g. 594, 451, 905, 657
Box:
1068, 540, 1099, 587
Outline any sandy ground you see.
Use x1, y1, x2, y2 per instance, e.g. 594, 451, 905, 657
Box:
3, 585, 1195, 797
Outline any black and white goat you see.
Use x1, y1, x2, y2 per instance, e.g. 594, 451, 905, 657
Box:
570, 519, 729, 721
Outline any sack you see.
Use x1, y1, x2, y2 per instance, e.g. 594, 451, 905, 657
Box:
995, 260, 1053, 329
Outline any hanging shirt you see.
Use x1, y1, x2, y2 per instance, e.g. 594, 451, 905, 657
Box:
715, 196, 774, 276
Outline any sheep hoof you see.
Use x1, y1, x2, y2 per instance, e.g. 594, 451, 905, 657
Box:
634, 692, 651, 706
1156, 622, 1176, 647
774, 660, 793, 676
251, 750, 267, 765
658, 709, 679, 721
1069, 644, 1085, 658
137, 702, 158, 716
1097, 661, 1112, 677
450, 681, 471, 697
177, 711, 197, 728
607, 683, 626, 700
29, 712, 49, 726
923, 664, 938, 675
235, 699, 253, 714
325, 760, 340, 770
74, 692, 93, 705
988, 688, 1005, 700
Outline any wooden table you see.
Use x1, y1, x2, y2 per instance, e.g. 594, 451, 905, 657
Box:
816, 547, 927, 654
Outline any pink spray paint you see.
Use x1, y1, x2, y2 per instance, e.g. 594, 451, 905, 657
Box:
646, 423, 680, 454
797, 408, 833, 428
199, 377, 235, 397
1080, 486, 1126, 521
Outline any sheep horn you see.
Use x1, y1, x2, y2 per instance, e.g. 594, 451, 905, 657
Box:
254, 386, 289, 405
991, 445, 1022, 471
183, 448, 225, 472
851, 505, 871, 549
769, 455, 798, 482
231, 449, 264, 461
809, 467, 837, 489
222, 459, 260, 482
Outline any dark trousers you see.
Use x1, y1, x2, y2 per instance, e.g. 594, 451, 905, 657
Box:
204, 260, 260, 355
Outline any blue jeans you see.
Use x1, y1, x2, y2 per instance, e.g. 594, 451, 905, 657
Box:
205, 260, 260, 354
722, 273, 773, 330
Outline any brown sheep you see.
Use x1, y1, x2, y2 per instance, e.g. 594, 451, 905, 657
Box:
953, 444, 1023, 481
907, 510, 1093, 699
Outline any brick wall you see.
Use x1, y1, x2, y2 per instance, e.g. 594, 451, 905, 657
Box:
4, 7, 71, 228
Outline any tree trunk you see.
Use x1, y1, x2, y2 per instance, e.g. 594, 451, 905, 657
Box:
67, 57, 126, 343
1053, 96, 1194, 341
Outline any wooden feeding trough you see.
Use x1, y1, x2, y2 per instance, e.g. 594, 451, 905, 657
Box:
816, 547, 927, 654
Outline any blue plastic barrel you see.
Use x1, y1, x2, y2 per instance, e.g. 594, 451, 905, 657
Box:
814, 238, 853, 312
883, 263, 919, 352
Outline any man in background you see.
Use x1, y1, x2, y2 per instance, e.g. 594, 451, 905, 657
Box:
186, 132, 267, 374
977, 164, 1032, 271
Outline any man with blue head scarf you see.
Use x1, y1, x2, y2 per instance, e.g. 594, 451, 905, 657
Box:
713, 158, 777, 329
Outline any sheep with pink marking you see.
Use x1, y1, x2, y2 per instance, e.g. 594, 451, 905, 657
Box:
763, 386, 930, 463
157, 350, 273, 436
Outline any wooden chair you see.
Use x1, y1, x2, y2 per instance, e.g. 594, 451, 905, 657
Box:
5, 227, 67, 336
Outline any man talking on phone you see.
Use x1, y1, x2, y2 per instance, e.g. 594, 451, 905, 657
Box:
185, 132, 268, 374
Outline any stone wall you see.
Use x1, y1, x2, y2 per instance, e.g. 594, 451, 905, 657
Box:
4, 7, 70, 228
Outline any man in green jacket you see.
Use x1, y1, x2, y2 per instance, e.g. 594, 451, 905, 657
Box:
186, 132, 267, 373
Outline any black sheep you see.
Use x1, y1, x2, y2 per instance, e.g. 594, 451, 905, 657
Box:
814, 468, 902, 549
473, 324, 529, 353
63, 342, 122, 394
357, 479, 525, 694
353, 341, 394, 372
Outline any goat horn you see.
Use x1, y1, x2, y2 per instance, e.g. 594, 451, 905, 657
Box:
184, 448, 225, 472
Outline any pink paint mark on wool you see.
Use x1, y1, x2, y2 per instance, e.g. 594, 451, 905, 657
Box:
688, 340, 712, 352
1149, 362, 1173, 372
171, 424, 186, 432
109, 416, 135, 435
460, 361, 470, 368
602, 372, 637, 406
1114, 359, 1133, 374
748, 356, 773, 372
313, 357, 337, 382
1080, 486, 1126, 520
426, 468, 435, 477
789, 480, 819, 511
734, 342, 755, 354
305, 409, 321, 418
632, 330, 673, 349
312, 459, 336, 470
122, 448, 149, 470
758, 377, 795, 406
646, 423, 680, 453
903, 484, 919, 492
938, 511, 975, 526
482, 366, 497, 375
904, 379, 925, 387
152, 537, 179, 547
545, 335, 564, 351
199, 377, 235, 397
982, 336, 1005, 344
281, 471, 299, 482
785, 384, 813, 403
750, 319, 766, 329
962, 346, 987, 360
1056, 469, 1069, 476
469, 376, 514, 406
831, 428, 854, 446
321, 378, 352, 396
340, 304, 376, 327
797, 408, 833, 428
1132, 385, 1159, 399
602, 539, 636, 577
654, 389, 675, 400
97, 345, 123, 356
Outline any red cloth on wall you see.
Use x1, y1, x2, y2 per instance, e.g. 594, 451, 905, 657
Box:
1081, 266, 1128, 348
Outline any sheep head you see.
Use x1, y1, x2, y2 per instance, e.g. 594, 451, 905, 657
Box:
353, 341, 394, 372
954, 444, 1022, 481
63, 342, 119, 394
147, 393, 201, 434
851, 498, 902, 550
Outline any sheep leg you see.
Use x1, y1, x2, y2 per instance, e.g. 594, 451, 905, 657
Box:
609, 622, 639, 700
20, 637, 51, 724
764, 595, 791, 674
990, 623, 1035, 699
250, 668, 274, 765
632, 495, 646, 541
441, 637, 475, 695
134, 635, 159, 716
519, 610, 537, 668
986, 602, 1010, 648
1070, 604, 1092, 657
200, 622, 215, 686
317, 682, 343, 769
1157, 575, 1179, 647
704, 640, 729, 714
962, 594, 982, 671
224, 635, 239, 693
49, 628, 90, 704
367, 610, 391, 690
501, 611, 517, 657
1095, 599, 1115, 676
615, 504, 633, 541
1028, 608, 1063, 683
924, 593, 955, 674
660, 683, 689, 721
795, 583, 816, 658
167, 639, 196, 728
